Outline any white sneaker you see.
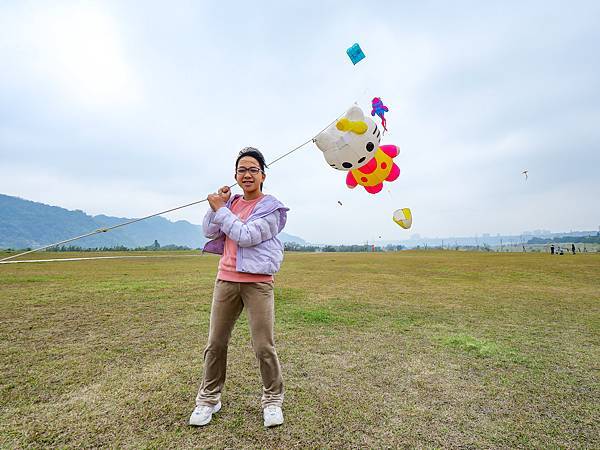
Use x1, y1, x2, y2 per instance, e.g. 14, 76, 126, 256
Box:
189, 402, 222, 426
263, 405, 284, 427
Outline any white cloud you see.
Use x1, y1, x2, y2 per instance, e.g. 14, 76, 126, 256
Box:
1, 1, 599, 244
2, 2, 141, 110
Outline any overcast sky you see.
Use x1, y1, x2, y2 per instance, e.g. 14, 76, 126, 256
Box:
1, 0, 599, 244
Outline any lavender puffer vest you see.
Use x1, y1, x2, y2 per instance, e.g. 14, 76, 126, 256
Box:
202, 194, 289, 275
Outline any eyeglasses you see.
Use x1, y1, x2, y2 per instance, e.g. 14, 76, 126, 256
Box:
236, 167, 262, 175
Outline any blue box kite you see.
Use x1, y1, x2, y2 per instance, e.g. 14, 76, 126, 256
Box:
346, 43, 366, 65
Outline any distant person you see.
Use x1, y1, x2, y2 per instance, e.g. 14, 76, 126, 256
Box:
522, 245, 526, 252
550, 244, 555, 255
572, 243, 576, 255
190, 147, 288, 428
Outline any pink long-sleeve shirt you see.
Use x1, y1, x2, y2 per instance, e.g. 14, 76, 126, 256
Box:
217, 195, 274, 282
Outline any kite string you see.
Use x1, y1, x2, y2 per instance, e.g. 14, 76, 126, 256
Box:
0, 113, 343, 263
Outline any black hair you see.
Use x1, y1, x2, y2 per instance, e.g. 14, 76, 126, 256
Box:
236, 147, 267, 171
235, 147, 267, 190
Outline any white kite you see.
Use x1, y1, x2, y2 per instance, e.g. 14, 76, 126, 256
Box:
393, 208, 412, 229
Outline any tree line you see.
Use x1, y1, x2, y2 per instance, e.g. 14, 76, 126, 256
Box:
283, 242, 406, 252
526, 235, 600, 244
1, 240, 194, 253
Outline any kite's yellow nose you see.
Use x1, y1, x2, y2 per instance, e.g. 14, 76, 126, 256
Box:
336, 118, 367, 135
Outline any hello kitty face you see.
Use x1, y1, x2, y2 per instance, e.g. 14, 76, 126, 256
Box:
314, 105, 381, 171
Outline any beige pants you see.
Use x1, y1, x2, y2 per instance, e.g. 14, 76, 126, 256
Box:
196, 279, 284, 408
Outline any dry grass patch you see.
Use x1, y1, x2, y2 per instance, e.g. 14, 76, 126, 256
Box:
1, 250, 598, 448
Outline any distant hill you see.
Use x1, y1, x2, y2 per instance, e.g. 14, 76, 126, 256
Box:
0, 194, 306, 250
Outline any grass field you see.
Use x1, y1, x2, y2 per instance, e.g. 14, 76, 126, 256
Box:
1, 251, 598, 448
